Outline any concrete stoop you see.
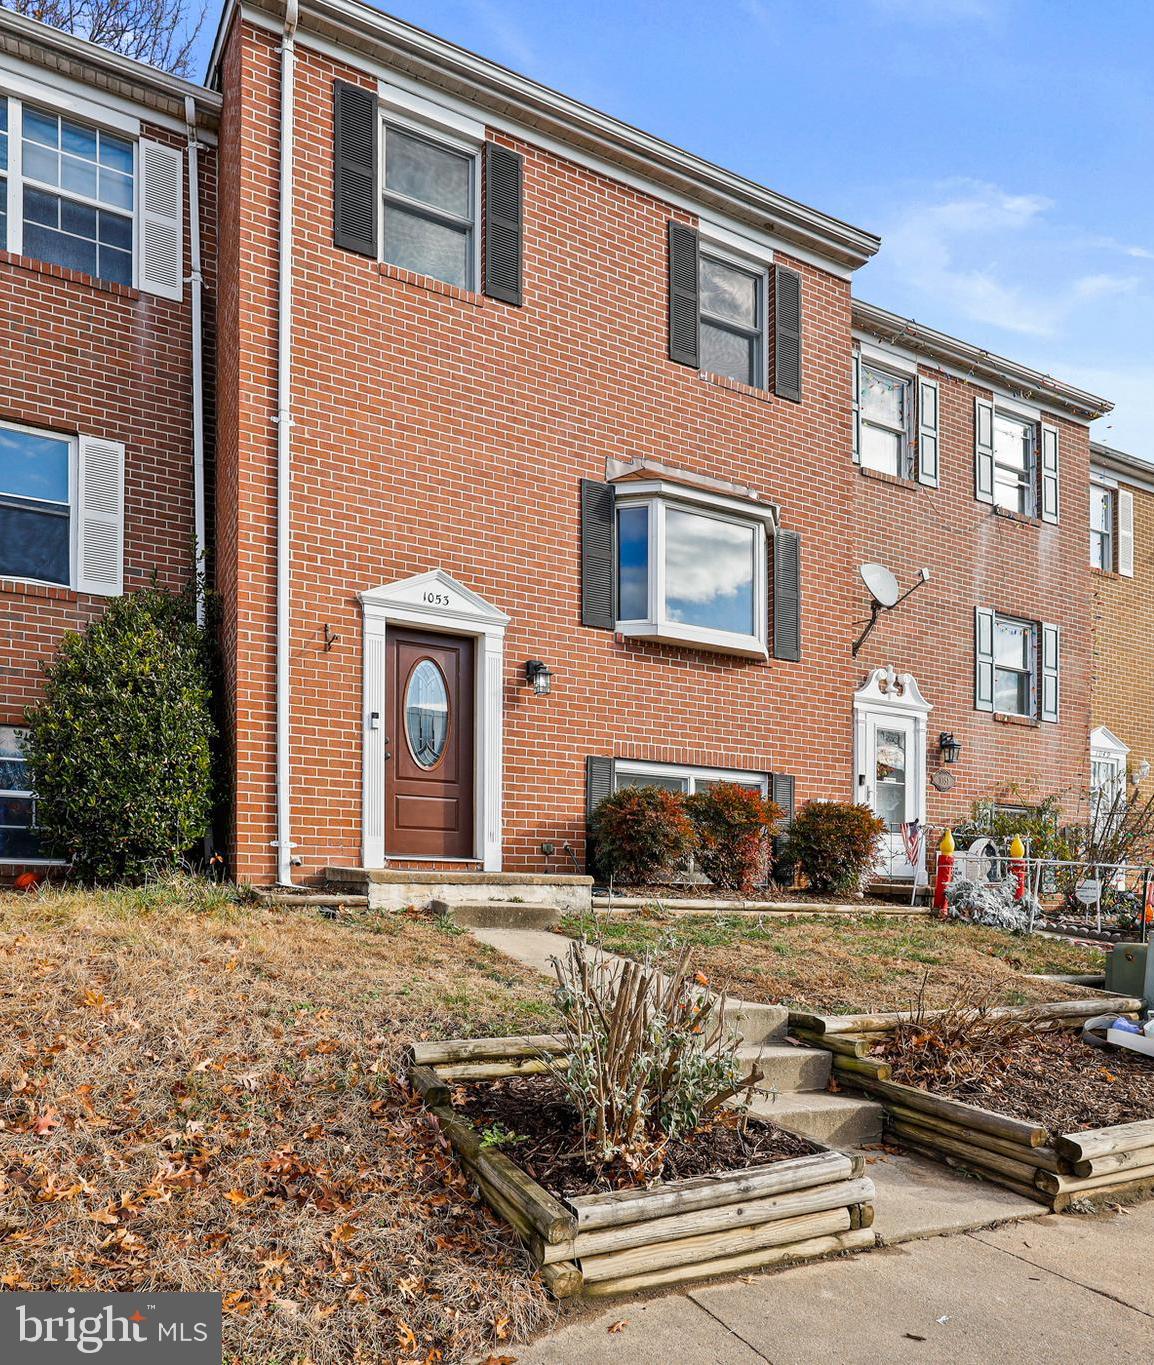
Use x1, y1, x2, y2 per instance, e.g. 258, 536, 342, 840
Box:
325, 867, 593, 913
437, 900, 562, 931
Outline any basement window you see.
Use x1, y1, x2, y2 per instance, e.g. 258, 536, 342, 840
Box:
0, 727, 44, 861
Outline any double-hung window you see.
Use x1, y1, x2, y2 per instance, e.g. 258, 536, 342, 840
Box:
381, 121, 477, 289
859, 363, 911, 477
615, 484, 771, 657
0, 727, 44, 861
993, 412, 1036, 515
993, 615, 1035, 717
0, 422, 73, 586
699, 250, 766, 387
1090, 482, 1115, 570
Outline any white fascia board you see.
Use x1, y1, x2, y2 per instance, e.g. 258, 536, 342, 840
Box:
698, 217, 775, 268
378, 78, 484, 142
239, 5, 859, 280
614, 478, 778, 524
0, 54, 140, 135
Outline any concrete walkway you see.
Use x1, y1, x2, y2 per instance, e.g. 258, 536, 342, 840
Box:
515, 1200, 1154, 1364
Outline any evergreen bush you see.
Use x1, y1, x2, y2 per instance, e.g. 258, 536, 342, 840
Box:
782, 801, 885, 895
589, 785, 697, 887
686, 782, 783, 894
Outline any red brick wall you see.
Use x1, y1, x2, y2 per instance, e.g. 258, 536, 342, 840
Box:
218, 24, 1095, 883
851, 364, 1093, 827
0, 114, 217, 865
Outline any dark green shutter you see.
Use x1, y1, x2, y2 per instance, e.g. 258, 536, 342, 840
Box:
581, 479, 616, 630
773, 265, 802, 401
484, 142, 523, 305
773, 529, 801, 661
333, 82, 378, 257
770, 773, 795, 824
667, 221, 700, 368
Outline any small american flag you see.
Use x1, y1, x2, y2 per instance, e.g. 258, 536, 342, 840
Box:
900, 819, 922, 870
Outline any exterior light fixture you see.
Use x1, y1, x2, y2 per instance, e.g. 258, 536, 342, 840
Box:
1133, 759, 1151, 786
939, 732, 962, 765
525, 660, 553, 696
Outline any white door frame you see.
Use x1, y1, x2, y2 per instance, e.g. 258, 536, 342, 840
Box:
360, 570, 510, 871
853, 668, 932, 879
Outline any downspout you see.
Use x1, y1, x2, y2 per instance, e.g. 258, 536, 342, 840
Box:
275, 0, 299, 886
183, 96, 207, 626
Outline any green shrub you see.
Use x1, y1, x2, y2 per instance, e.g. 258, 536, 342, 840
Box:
589, 785, 697, 887
22, 587, 215, 882
783, 801, 885, 895
687, 782, 783, 894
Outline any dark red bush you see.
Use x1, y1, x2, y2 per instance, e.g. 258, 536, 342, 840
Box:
687, 783, 783, 894
589, 786, 697, 887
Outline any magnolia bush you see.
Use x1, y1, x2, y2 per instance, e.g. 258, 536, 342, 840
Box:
945, 878, 1040, 935
547, 940, 762, 1172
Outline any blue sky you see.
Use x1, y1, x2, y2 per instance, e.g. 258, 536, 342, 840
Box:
194, 0, 1154, 456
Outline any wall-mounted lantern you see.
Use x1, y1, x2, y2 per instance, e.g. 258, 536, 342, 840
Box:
525, 660, 553, 696
939, 732, 962, 765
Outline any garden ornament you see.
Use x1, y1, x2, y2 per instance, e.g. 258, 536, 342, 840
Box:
933, 829, 955, 914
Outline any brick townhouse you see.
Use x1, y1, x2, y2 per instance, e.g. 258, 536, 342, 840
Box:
206, 0, 1112, 896
1088, 441, 1154, 817
0, 3, 1124, 897
0, 11, 219, 872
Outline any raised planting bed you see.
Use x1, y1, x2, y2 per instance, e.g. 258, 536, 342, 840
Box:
792, 995, 1154, 1211
407, 1033, 876, 1297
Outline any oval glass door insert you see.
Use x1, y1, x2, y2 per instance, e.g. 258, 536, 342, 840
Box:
404, 659, 450, 768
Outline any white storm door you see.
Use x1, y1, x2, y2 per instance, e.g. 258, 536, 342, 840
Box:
864, 713, 917, 878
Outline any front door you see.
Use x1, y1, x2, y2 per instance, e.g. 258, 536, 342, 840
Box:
863, 713, 918, 879
385, 628, 475, 858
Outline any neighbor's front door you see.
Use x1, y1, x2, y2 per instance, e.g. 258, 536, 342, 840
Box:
863, 712, 917, 879
385, 628, 475, 858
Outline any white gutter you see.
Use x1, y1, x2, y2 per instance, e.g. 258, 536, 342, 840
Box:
274, 0, 299, 886
184, 96, 207, 626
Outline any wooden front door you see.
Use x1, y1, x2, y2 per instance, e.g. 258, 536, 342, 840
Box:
385, 628, 475, 858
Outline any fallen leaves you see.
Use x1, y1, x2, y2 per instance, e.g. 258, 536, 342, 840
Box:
608, 1319, 629, 1333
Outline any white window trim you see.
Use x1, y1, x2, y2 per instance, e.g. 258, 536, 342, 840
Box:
1090, 479, 1115, 571
697, 240, 769, 390
0, 417, 77, 591
993, 613, 1038, 718
2, 94, 139, 288
614, 479, 772, 659
992, 408, 1038, 516
378, 110, 482, 291
615, 759, 769, 796
859, 358, 913, 478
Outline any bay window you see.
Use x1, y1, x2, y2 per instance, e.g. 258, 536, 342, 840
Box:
614, 484, 771, 656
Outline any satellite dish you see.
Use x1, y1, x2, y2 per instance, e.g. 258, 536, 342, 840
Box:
860, 562, 900, 609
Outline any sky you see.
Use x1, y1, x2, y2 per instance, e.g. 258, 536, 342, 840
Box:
193, 0, 1154, 457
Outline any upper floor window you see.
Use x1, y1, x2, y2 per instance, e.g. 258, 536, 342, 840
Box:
860, 363, 911, 477
381, 122, 476, 289
615, 490, 769, 657
1090, 482, 1115, 570
0, 422, 73, 586
699, 251, 765, 387
993, 411, 1036, 515
993, 615, 1035, 716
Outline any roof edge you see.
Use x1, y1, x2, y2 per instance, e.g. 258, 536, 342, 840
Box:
854, 299, 1113, 421
0, 8, 220, 127
218, 0, 880, 272
1091, 441, 1154, 483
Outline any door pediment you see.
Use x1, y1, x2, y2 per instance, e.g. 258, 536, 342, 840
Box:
360, 570, 511, 631
854, 667, 932, 715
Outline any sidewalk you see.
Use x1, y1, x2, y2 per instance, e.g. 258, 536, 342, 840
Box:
515, 1201, 1154, 1364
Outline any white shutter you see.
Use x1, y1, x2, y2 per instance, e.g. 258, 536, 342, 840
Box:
851, 352, 861, 465
76, 436, 125, 596
974, 397, 994, 503
974, 607, 995, 712
138, 140, 183, 301
1040, 622, 1060, 723
1118, 488, 1135, 577
917, 376, 940, 488
1040, 423, 1060, 523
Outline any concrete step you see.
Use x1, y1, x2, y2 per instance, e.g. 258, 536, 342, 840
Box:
739, 1042, 831, 1094
437, 900, 562, 931
748, 1089, 884, 1146
256, 890, 369, 910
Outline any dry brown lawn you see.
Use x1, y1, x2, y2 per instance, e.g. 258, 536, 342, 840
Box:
561, 911, 1107, 1014
0, 879, 559, 1364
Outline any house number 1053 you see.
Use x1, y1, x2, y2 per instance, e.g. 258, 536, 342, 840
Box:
423, 591, 452, 606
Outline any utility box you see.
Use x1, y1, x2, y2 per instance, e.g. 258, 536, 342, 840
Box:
1106, 942, 1148, 999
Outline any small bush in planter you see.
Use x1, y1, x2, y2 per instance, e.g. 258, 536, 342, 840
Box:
589, 785, 697, 887
782, 801, 885, 895
687, 782, 783, 894
22, 586, 215, 882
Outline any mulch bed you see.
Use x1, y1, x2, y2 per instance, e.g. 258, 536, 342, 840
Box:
879, 1029, 1154, 1137
454, 1074, 818, 1198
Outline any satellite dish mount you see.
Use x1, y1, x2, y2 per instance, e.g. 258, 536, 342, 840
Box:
852, 562, 930, 657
